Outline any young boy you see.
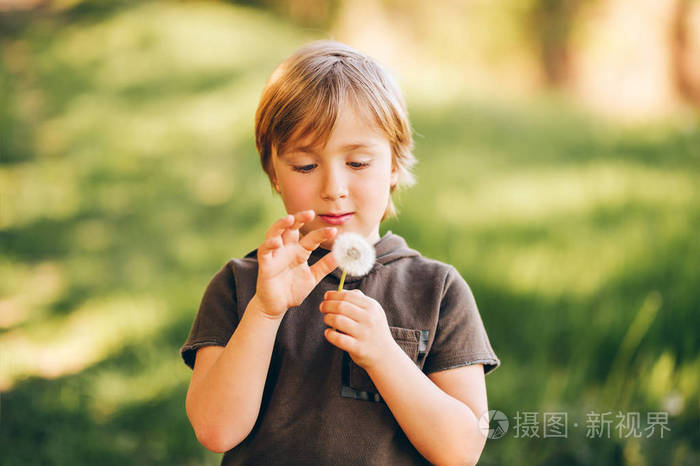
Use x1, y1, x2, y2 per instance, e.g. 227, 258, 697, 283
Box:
181, 40, 500, 465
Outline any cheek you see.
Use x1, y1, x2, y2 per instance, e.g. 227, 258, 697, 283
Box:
279, 178, 315, 209
366, 163, 394, 191
353, 170, 392, 205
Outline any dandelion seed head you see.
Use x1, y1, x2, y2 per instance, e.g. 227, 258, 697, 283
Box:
332, 233, 376, 277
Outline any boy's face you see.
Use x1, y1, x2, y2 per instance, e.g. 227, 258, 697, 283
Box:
271, 102, 398, 249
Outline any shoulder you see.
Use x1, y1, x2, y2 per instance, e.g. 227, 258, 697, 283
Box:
381, 243, 463, 294
229, 253, 259, 276
409, 254, 459, 278
215, 248, 262, 281
199, 254, 260, 303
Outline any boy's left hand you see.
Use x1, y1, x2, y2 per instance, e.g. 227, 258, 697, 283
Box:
320, 290, 395, 371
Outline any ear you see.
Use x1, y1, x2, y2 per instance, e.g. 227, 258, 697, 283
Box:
390, 163, 399, 189
271, 175, 281, 193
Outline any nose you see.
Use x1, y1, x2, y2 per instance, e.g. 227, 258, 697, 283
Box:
321, 164, 348, 201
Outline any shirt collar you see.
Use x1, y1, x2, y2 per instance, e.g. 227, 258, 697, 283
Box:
309, 230, 419, 282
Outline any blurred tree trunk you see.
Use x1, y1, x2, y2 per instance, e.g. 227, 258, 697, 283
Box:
671, 0, 700, 107
530, 0, 583, 87
226, 0, 339, 29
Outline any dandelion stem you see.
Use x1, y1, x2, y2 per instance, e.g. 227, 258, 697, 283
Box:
337, 269, 347, 291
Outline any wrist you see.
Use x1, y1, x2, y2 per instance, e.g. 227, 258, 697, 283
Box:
248, 294, 286, 322
365, 334, 404, 374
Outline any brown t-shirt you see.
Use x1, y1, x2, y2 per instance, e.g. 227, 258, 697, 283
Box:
181, 231, 500, 465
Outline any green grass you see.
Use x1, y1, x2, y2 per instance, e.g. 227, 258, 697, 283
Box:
1, 1, 699, 465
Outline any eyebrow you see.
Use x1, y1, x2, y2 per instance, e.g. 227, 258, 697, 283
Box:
339, 142, 377, 151
285, 142, 378, 156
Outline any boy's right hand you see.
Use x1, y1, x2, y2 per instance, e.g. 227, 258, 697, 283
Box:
253, 210, 338, 320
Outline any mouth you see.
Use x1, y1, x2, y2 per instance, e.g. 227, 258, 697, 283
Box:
318, 212, 354, 225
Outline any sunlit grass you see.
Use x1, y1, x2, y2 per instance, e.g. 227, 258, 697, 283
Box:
435, 162, 695, 226
89, 350, 189, 421
0, 160, 82, 227
0, 293, 169, 390
0, 260, 66, 328
396, 167, 694, 298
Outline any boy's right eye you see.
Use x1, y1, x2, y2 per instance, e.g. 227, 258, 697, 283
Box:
293, 164, 317, 173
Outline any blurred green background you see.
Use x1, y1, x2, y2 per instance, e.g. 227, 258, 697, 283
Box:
1, 0, 699, 464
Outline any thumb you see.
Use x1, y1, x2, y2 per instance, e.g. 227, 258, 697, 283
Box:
309, 251, 338, 284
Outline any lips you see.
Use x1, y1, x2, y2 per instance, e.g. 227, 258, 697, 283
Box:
319, 212, 354, 225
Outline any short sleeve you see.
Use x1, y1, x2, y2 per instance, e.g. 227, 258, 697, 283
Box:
180, 262, 239, 370
423, 266, 500, 376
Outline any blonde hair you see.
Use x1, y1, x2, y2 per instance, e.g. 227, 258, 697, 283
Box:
254, 40, 416, 220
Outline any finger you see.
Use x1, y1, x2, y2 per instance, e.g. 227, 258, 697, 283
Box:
282, 210, 315, 245
258, 235, 283, 256
265, 214, 294, 240
309, 243, 339, 283
324, 327, 357, 352
323, 289, 369, 308
320, 299, 365, 322
300, 227, 337, 252
281, 227, 299, 246
323, 312, 360, 336
295, 209, 315, 222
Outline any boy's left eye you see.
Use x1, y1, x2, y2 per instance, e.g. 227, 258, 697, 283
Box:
347, 161, 370, 169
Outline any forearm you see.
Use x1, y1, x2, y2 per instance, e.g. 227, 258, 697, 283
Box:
186, 296, 283, 450
365, 346, 486, 465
